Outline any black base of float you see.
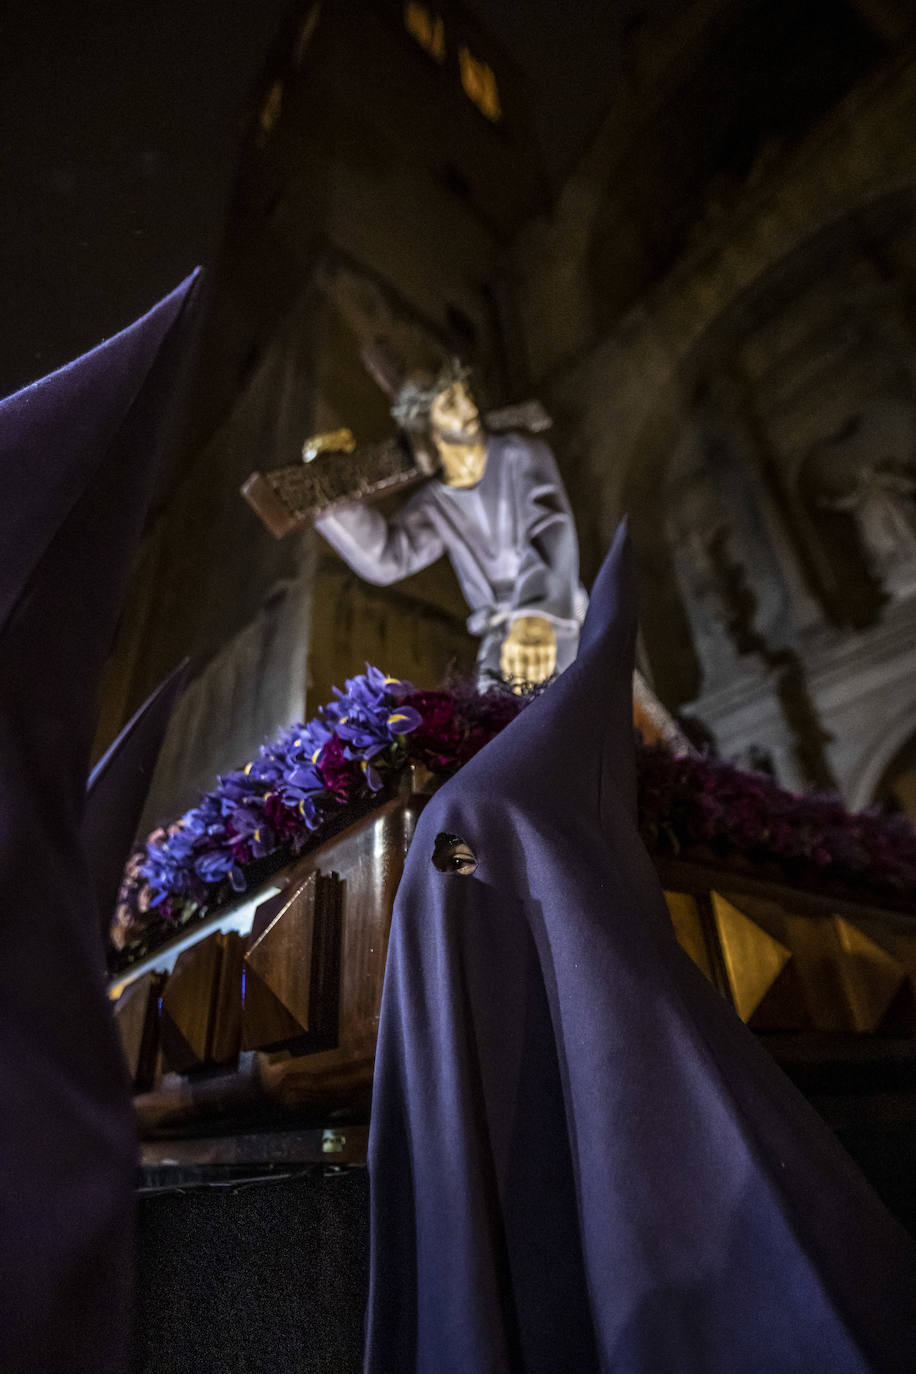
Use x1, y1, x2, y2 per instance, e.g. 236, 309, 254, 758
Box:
132, 1102, 916, 1374
134, 1147, 369, 1374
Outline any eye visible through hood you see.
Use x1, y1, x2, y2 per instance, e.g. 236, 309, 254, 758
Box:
431, 832, 479, 875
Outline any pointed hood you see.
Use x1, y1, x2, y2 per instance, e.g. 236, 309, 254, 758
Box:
0, 269, 201, 641
0, 271, 202, 1374
85, 659, 190, 945
366, 520, 916, 1372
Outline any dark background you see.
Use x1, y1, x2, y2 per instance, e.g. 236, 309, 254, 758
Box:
0, 0, 648, 396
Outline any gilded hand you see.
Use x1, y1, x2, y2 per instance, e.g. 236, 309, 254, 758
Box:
301, 428, 356, 463
500, 615, 557, 689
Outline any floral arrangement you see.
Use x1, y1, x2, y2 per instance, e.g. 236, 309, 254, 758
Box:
113, 668, 522, 960
113, 665, 916, 966
637, 746, 916, 895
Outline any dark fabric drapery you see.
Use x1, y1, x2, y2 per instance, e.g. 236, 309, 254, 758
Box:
0, 272, 202, 1374
366, 522, 916, 1373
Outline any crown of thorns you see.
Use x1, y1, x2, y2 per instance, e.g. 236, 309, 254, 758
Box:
390, 358, 472, 427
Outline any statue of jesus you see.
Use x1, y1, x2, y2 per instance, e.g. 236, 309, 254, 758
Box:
315, 362, 587, 687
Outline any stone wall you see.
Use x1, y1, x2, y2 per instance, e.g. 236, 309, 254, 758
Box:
509, 6, 916, 806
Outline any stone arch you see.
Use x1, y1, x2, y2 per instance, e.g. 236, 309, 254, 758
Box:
586, 0, 888, 336
848, 708, 916, 813
872, 731, 916, 818
529, 54, 916, 701
619, 187, 916, 701
797, 394, 916, 618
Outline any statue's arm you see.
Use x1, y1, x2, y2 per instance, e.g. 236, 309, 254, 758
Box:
315, 491, 445, 585
508, 438, 583, 629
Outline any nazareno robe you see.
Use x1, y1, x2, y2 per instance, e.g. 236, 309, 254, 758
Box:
0, 273, 201, 1374
365, 522, 916, 1372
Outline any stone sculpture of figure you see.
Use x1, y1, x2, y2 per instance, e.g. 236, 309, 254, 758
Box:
664, 470, 748, 688
315, 362, 587, 686
826, 461, 916, 576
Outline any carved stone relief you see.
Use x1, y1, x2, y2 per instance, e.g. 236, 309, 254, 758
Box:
663, 411, 797, 694
665, 461, 751, 691
661, 402, 841, 790
804, 397, 916, 601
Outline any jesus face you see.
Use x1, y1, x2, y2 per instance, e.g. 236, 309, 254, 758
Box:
429, 380, 487, 487
429, 380, 483, 446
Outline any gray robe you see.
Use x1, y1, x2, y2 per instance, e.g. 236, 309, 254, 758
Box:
316, 431, 587, 678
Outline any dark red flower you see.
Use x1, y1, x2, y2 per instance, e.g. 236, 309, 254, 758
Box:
319, 733, 361, 801
404, 691, 466, 770
264, 792, 306, 841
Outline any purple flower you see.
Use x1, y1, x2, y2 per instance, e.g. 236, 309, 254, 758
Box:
264, 791, 306, 844
359, 757, 384, 792
194, 849, 239, 885
226, 803, 278, 860
278, 760, 327, 816
363, 665, 415, 700
386, 704, 422, 734
318, 734, 360, 802
323, 665, 421, 788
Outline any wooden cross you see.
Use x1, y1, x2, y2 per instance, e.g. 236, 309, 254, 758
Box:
241, 430, 438, 540
241, 375, 551, 542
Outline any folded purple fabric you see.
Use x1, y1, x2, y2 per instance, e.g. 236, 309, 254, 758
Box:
86, 657, 190, 943
0, 272, 202, 1374
366, 521, 916, 1372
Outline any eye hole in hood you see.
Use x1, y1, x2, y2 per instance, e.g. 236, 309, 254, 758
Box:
431, 832, 479, 876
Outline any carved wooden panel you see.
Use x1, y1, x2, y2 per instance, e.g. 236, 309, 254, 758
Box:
711, 891, 792, 1024
133, 826, 916, 1138
664, 891, 715, 985
321, 802, 414, 1045
113, 970, 164, 1092
210, 931, 244, 1064
131, 828, 916, 1143
832, 916, 909, 1033
242, 872, 342, 1051
134, 790, 427, 1134
659, 858, 916, 1035
311, 872, 343, 1043
159, 931, 224, 1073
